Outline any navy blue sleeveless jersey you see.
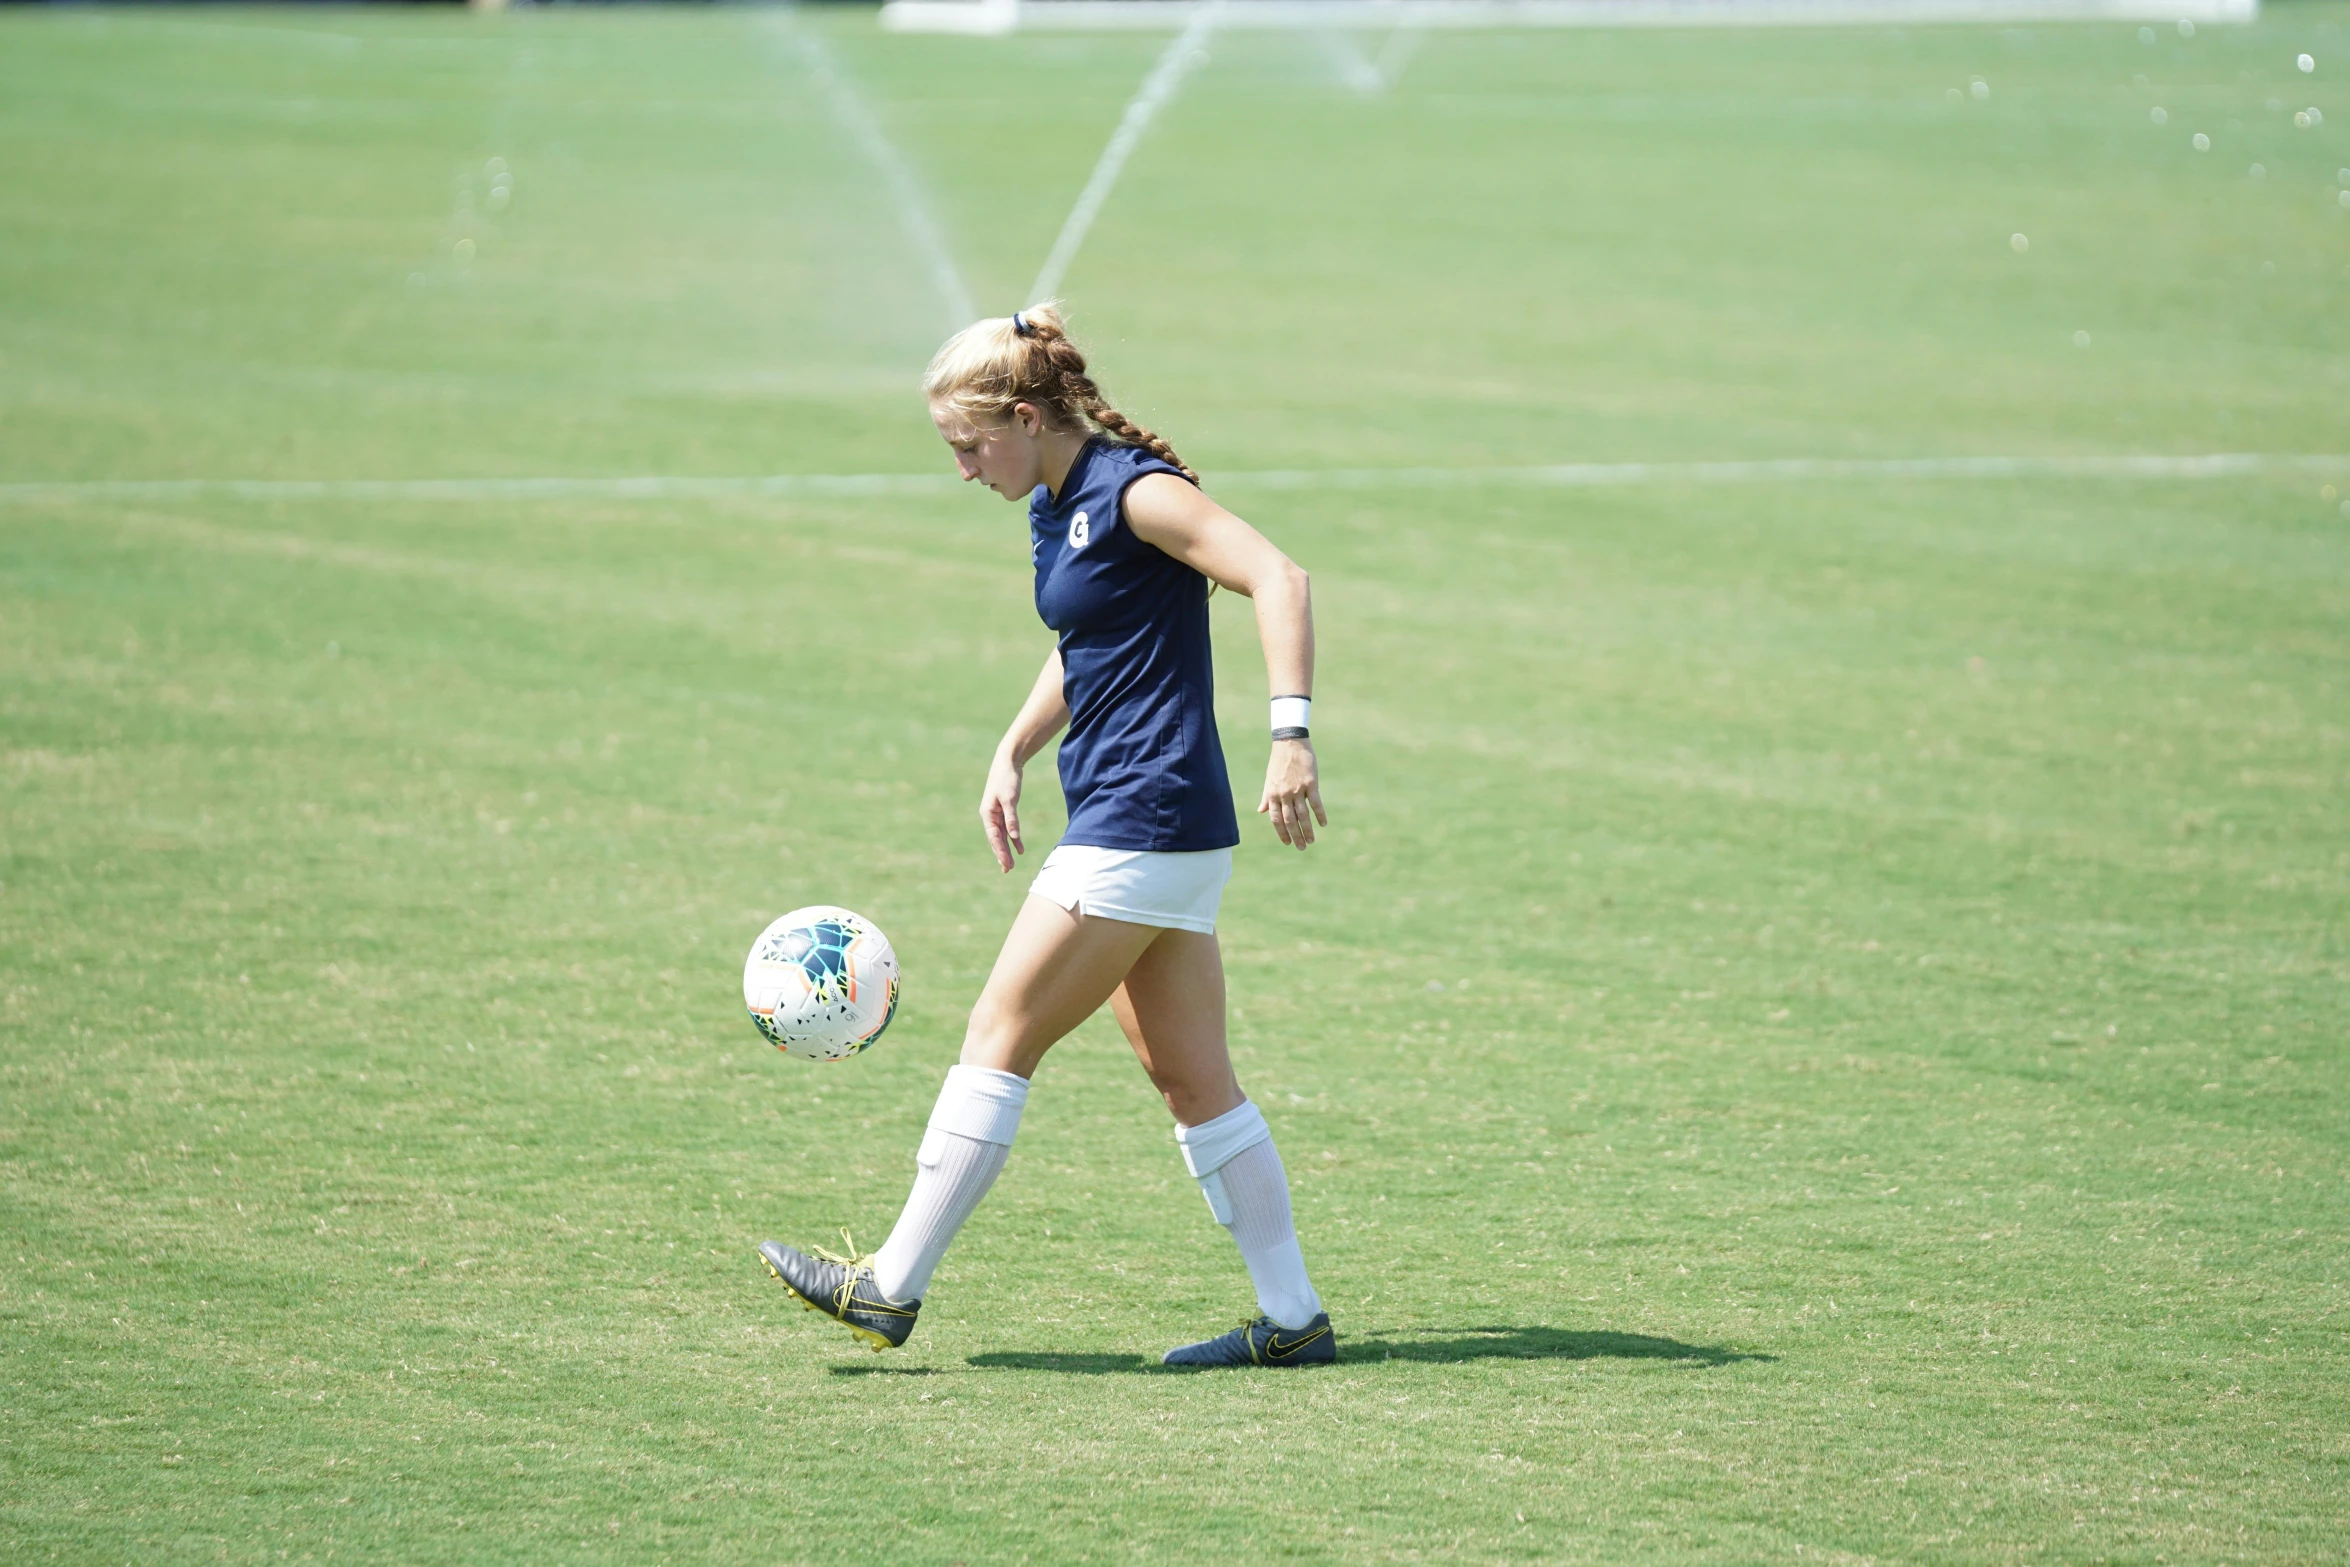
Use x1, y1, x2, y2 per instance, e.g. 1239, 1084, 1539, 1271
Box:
1031, 440, 1240, 853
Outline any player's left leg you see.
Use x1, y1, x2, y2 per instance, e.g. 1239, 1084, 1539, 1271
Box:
761, 895, 1158, 1348
1110, 932, 1333, 1367
864, 896, 1159, 1305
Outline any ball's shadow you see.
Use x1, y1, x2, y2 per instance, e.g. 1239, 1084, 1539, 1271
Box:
933, 1326, 1769, 1376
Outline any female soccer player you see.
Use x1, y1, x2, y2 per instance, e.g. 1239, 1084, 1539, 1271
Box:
757, 304, 1333, 1368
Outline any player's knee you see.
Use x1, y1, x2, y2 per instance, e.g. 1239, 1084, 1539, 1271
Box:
961, 995, 1013, 1052
960, 996, 1041, 1073
1153, 1079, 1202, 1123
1150, 1065, 1242, 1127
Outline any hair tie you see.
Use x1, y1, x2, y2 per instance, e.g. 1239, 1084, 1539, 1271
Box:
1011, 311, 1030, 337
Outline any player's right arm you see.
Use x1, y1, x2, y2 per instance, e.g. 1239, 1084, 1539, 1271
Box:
981, 647, 1070, 872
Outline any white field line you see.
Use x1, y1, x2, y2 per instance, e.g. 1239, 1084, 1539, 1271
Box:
1316, 30, 1389, 94
1371, 22, 1427, 85
1320, 21, 1426, 93
0, 474, 963, 504
1220, 452, 2348, 490
772, 17, 977, 328
1026, 3, 1223, 304
5, 453, 2342, 506
883, 0, 2256, 32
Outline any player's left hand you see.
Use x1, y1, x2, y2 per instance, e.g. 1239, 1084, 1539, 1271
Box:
1259, 738, 1327, 850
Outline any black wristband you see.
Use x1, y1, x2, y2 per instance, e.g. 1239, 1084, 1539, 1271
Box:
1271, 726, 1311, 742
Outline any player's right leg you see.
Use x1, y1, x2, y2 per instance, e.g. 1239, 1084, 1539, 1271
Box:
758, 894, 1156, 1348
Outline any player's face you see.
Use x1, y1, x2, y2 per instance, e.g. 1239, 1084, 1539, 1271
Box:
931, 404, 1038, 501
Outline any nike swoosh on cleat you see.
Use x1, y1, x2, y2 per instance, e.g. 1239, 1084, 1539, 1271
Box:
1263, 1327, 1330, 1360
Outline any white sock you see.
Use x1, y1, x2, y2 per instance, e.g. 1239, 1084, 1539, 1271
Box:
1174, 1101, 1324, 1331
869, 1064, 1027, 1305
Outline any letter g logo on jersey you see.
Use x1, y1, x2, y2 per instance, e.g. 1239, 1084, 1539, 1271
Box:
1069, 511, 1091, 551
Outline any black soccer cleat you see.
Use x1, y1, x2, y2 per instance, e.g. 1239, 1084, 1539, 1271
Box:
1161, 1311, 1336, 1368
757, 1235, 920, 1351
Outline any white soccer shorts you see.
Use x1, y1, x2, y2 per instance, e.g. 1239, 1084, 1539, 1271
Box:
1027, 844, 1234, 934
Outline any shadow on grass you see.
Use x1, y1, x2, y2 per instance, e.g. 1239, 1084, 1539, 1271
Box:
957, 1327, 1769, 1375
965, 1351, 1166, 1374
825, 1363, 944, 1377
1357, 1326, 1772, 1366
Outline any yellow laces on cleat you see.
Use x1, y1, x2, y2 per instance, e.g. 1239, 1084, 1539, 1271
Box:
808, 1228, 874, 1316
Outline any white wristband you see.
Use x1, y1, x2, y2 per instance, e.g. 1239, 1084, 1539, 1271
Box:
1270, 695, 1312, 736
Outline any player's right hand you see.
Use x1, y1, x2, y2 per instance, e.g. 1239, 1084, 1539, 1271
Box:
980, 754, 1025, 873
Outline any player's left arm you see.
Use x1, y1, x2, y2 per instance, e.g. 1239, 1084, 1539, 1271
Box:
1124, 472, 1327, 850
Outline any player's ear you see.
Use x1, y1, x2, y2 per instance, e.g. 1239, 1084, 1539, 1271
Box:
1012, 401, 1044, 437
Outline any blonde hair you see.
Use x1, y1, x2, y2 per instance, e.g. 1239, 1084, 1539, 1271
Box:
923, 302, 1196, 482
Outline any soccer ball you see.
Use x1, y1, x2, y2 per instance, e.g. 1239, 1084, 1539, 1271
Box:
742, 906, 901, 1062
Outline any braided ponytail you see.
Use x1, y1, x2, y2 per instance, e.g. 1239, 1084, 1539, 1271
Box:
923, 302, 1197, 483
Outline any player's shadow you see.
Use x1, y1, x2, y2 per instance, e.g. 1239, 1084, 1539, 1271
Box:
1356, 1326, 1771, 1366
959, 1326, 1766, 1375
965, 1351, 1165, 1375
825, 1364, 943, 1377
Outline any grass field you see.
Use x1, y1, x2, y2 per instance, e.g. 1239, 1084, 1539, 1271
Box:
4, 4, 2348, 1562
